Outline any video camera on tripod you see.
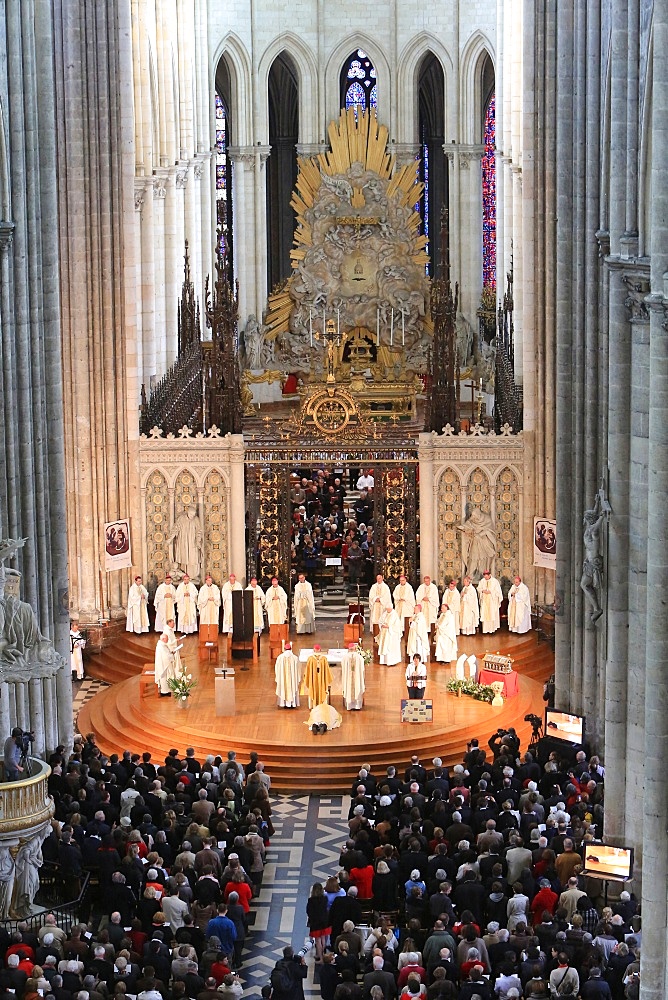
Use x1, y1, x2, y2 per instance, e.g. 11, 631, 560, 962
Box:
15, 728, 35, 775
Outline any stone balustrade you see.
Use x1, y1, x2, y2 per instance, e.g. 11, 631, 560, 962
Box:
0, 759, 55, 918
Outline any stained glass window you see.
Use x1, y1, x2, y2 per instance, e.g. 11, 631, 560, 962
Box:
215, 92, 231, 262
482, 94, 496, 289
342, 50, 377, 115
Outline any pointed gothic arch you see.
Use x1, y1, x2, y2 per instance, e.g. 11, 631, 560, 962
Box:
257, 32, 318, 143
324, 35, 391, 132
211, 33, 253, 145
459, 31, 495, 145
418, 52, 446, 277
396, 33, 453, 143
267, 51, 299, 290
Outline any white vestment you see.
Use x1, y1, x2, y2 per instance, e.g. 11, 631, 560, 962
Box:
175, 581, 198, 633
221, 580, 242, 633
508, 582, 532, 633
460, 584, 480, 635
435, 608, 458, 662
294, 580, 316, 634
393, 582, 416, 621
368, 582, 392, 626
126, 583, 149, 633
405, 661, 427, 695
407, 611, 430, 660
266, 585, 288, 625
377, 609, 404, 665
415, 583, 440, 630
442, 587, 461, 633
197, 583, 221, 626
246, 584, 266, 632
70, 629, 85, 679
304, 702, 342, 730
154, 582, 177, 632
341, 649, 365, 710
477, 576, 503, 633
274, 650, 301, 707
154, 637, 175, 694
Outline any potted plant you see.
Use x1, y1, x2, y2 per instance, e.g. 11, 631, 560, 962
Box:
168, 662, 197, 706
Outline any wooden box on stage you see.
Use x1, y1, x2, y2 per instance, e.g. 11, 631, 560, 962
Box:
269, 623, 288, 658
344, 622, 363, 645
199, 623, 219, 662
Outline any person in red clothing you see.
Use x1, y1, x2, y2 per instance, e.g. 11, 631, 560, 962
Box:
210, 953, 232, 986
349, 859, 374, 900
5, 938, 36, 962
397, 953, 427, 990
224, 873, 253, 913
530, 879, 559, 924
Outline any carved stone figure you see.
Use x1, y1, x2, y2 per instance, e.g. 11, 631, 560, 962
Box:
456, 317, 475, 366
244, 314, 264, 370
166, 507, 203, 582
0, 539, 63, 678
457, 507, 496, 582
581, 493, 606, 626
11, 835, 43, 918
0, 847, 15, 919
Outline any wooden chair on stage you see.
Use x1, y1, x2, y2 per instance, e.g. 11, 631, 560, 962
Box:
199, 623, 219, 663
269, 623, 289, 659
344, 603, 364, 645
140, 664, 155, 697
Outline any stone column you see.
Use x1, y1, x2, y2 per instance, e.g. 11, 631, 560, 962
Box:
418, 434, 435, 580
457, 146, 484, 324
228, 148, 255, 322
444, 147, 461, 288
255, 145, 271, 312
163, 169, 179, 367
138, 181, 156, 381
152, 174, 168, 373
227, 436, 246, 579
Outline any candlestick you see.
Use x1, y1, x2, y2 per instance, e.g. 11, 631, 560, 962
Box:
390, 308, 394, 347
337, 308, 340, 340
309, 309, 313, 347
402, 309, 405, 346
323, 307, 326, 339
376, 308, 380, 346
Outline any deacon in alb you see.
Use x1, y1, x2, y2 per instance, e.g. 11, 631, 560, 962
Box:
154, 632, 176, 696
293, 572, 316, 634
154, 574, 177, 632
368, 574, 392, 634
415, 576, 440, 632
175, 573, 198, 634
508, 575, 532, 634
197, 574, 221, 626
442, 580, 461, 634
246, 576, 266, 634
434, 605, 458, 663
274, 642, 300, 707
377, 605, 404, 666
407, 604, 430, 662
221, 573, 242, 634
266, 577, 288, 625
341, 643, 366, 710
70, 621, 86, 680
477, 570, 503, 634
126, 576, 149, 634
393, 574, 415, 633
460, 576, 480, 636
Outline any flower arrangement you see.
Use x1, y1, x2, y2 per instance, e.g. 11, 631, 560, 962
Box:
446, 678, 496, 703
168, 662, 197, 702
357, 642, 372, 667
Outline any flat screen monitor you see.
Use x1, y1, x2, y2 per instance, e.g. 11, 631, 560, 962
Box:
544, 708, 585, 745
583, 844, 634, 881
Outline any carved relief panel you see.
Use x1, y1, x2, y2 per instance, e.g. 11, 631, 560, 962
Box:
203, 469, 228, 584
145, 471, 170, 579
437, 468, 462, 585
495, 466, 520, 587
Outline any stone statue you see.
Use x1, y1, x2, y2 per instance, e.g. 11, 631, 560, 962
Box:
11, 835, 43, 918
456, 317, 475, 367
166, 506, 203, 583
581, 493, 606, 626
0, 847, 15, 919
244, 314, 264, 370
457, 507, 496, 582
0, 539, 63, 679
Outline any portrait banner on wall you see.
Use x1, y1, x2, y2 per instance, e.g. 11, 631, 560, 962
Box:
104, 519, 132, 571
533, 517, 556, 570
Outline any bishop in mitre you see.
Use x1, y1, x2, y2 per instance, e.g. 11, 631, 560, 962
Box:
407, 604, 430, 661
376, 605, 404, 666
477, 570, 503, 634
175, 573, 198, 634
126, 575, 149, 634
460, 576, 480, 636
293, 572, 316, 634
341, 642, 365, 710
246, 576, 266, 634
197, 574, 221, 626
442, 580, 461, 634
434, 605, 458, 663
154, 574, 177, 633
368, 574, 392, 635
221, 573, 242, 634
415, 576, 440, 632
508, 575, 532, 633
266, 577, 288, 625
301, 644, 332, 709
154, 632, 176, 696
274, 642, 300, 708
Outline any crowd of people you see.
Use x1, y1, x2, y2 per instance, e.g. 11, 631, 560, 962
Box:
304, 735, 641, 1000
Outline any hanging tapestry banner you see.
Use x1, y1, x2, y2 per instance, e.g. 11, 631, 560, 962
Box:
104, 519, 132, 571
533, 517, 556, 570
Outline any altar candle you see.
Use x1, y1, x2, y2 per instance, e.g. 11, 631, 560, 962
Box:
337, 308, 340, 339
402, 310, 405, 346
390, 308, 394, 347
309, 309, 313, 347
323, 307, 326, 338
376, 309, 380, 346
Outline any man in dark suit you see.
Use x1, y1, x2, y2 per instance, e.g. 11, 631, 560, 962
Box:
363, 954, 397, 999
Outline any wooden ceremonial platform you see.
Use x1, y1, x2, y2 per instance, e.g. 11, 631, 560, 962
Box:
78, 625, 553, 793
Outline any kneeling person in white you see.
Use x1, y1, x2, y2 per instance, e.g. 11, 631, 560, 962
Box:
508, 575, 532, 633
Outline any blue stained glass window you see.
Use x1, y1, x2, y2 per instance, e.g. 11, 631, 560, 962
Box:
346, 82, 366, 109
215, 92, 230, 259
341, 51, 377, 114
482, 94, 496, 290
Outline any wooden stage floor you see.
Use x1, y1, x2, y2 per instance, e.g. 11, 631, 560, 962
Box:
78, 623, 554, 793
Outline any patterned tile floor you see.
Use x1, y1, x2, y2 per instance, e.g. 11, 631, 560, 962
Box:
72, 678, 351, 997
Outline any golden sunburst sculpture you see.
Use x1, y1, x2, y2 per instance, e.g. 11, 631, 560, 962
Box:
264, 108, 432, 350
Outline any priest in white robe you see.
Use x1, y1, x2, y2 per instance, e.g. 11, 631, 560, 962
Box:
246, 576, 266, 634
293, 573, 316, 634
442, 580, 461, 634
460, 576, 480, 635
407, 605, 430, 661
434, 606, 458, 663
126, 576, 149, 633
376, 605, 404, 665
154, 632, 176, 695
197, 574, 221, 626
221, 574, 243, 634
274, 642, 300, 707
415, 576, 440, 632
477, 570, 503, 634
368, 574, 392, 634
508, 575, 532, 633
266, 577, 288, 625
154, 574, 177, 632
341, 643, 365, 710
393, 575, 415, 633
175, 574, 198, 634
70, 622, 86, 679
